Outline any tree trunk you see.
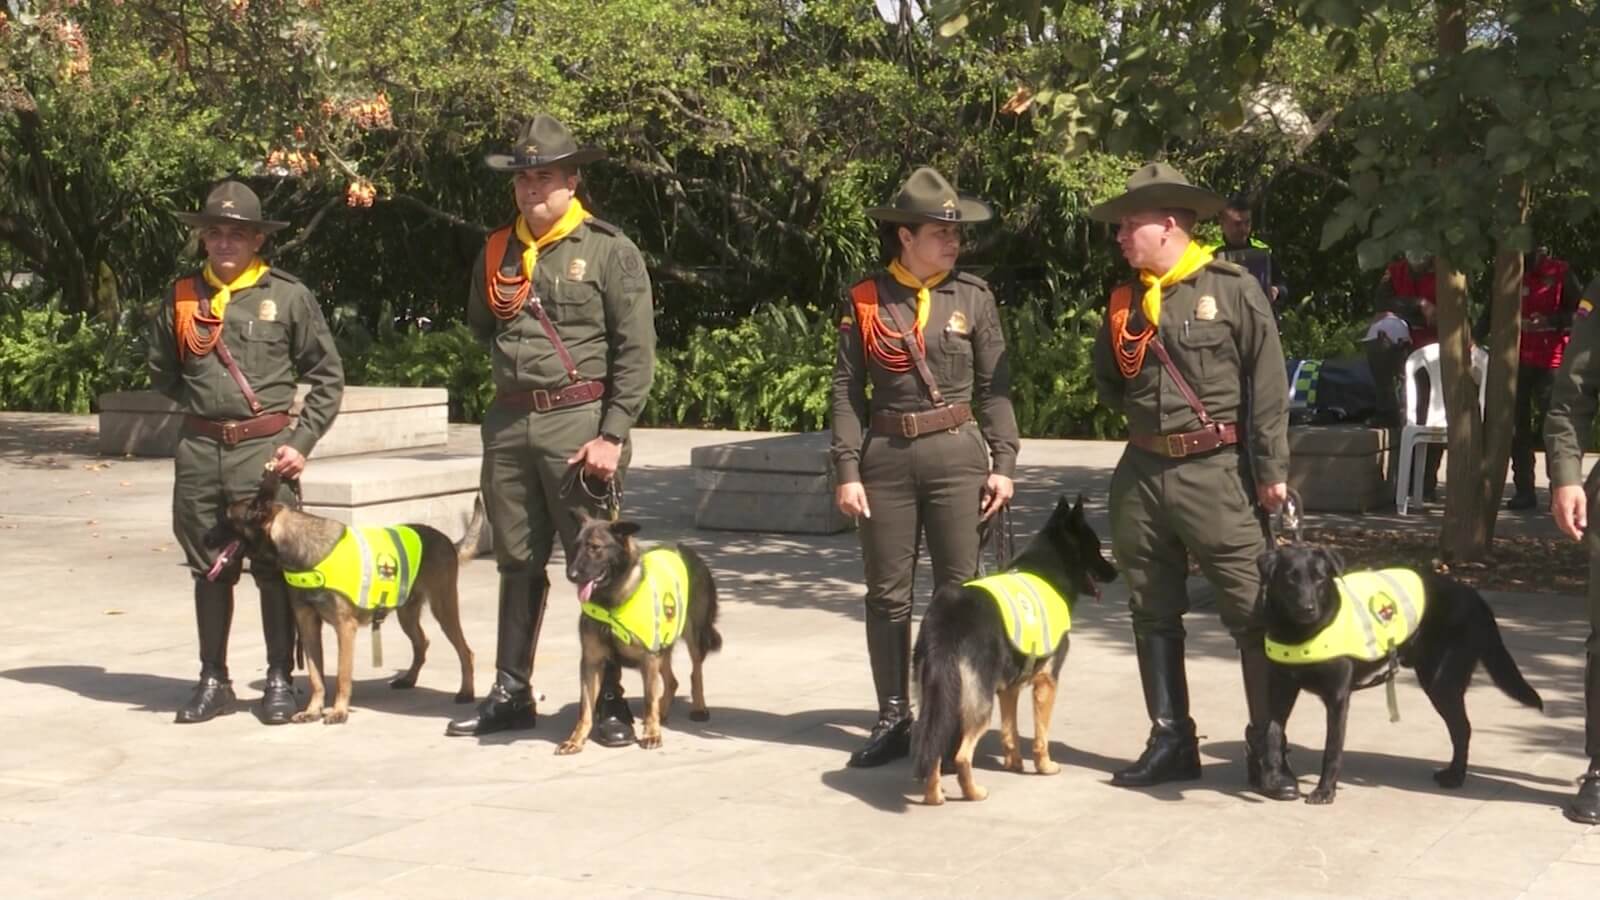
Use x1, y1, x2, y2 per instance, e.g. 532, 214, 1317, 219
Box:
1436, 259, 1486, 560
1479, 224, 1526, 544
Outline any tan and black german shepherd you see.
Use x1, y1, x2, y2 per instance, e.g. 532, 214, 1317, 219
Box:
209, 469, 482, 724
912, 496, 1117, 804
557, 512, 722, 753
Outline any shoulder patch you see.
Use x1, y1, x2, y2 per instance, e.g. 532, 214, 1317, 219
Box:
952, 270, 991, 290
618, 245, 646, 278
585, 217, 621, 236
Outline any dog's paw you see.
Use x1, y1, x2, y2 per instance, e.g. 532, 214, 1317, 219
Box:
923, 789, 946, 807
453, 689, 474, 704
388, 674, 417, 690
1002, 753, 1024, 773
639, 734, 662, 750
1305, 786, 1337, 805
962, 784, 989, 802
689, 709, 710, 722
322, 709, 349, 725
291, 710, 322, 724
1035, 758, 1062, 776
1433, 766, 1467, 789
555, 740, 586, 756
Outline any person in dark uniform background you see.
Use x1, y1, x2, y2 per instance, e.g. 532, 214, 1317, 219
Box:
1216, 192, 1289, 311
1542, 278, 1600, 825
830, 167, 1020, 769
149, 181, 345, 725
1504, 246, 1581, 510
447, 116, 656, 746
1088, 163, 1296, 798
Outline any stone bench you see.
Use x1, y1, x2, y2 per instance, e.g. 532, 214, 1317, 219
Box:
690, 431, 849, 534
297, 435, 490, 554
1287, 425, 1391, 513
97, 386, 448, 458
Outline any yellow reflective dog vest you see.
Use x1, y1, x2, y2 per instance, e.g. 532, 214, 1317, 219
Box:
581, 548, 689, 652
1264, 568, 1427, 664
968, 572, 1071, 659
281, 526, 425, 610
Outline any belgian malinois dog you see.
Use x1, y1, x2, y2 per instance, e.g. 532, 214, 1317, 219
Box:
557, 512, 722, 753
209, 469, 482, 724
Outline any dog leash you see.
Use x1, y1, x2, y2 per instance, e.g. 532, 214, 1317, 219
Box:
561, 463, 623, 521
977, 504, 1016, 575
1267, 486, 1305, 547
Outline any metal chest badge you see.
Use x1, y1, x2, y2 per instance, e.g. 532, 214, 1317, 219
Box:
566, 258, 588, 281
1195, 296, 1218, 321
257, 300, 278, 322
945, 310, 969, 335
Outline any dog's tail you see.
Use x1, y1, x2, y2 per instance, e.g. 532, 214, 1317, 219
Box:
1481, 627, 1543, 711
910, 631, 961, 781
454, 496, 487, 564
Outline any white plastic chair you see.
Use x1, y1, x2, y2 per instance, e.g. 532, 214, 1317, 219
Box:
1395, 343, 1488, 514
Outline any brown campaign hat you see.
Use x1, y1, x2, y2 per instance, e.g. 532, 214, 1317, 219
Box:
1087, 162, 1225, 223
866, 167, 994, 225
484, 115, 606, 171
175, 181, 289, 233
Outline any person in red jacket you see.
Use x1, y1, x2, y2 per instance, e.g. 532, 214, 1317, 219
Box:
1507, 247, 1583, 510
1375, 252, 1442, 501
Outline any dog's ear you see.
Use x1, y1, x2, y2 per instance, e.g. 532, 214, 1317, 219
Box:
1257, 548, 1279, 583
1315, 546, 1346, 577
571, 508, 593, 527
608, 519, 641, 539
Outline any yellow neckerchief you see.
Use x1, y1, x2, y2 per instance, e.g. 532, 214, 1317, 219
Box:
512, 198, 591, 281
1264, 569, 1427, 665
886, 258, 947, 332
201, 256, 270, 319
1138, 240, 1213, 327
967, 571, 1072, 659
581, 548, 690, 652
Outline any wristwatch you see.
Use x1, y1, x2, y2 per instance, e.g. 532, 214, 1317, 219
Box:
599, 431, 624, 446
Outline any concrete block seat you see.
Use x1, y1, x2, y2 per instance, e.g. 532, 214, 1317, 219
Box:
690, 431, 849, 534
1287, 425, 1391, 513
97, 385, 448, 458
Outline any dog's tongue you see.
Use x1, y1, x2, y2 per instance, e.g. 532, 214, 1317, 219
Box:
205, 540, 241, 582
578, 580, 596, 603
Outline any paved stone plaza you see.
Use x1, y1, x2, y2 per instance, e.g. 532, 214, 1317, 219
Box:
0, 412, 1596, 898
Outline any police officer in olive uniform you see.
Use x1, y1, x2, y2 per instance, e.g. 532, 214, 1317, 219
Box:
149, 181, 344, 725
831, 167, 1020, 768
1542, 278, 1600, 825
1087, 164, 1296, 798
447, 116, 656, 744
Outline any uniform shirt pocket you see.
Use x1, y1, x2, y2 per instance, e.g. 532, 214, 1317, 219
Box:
553, 276, 603, 319
240, 319, 291, 382
935, 327, 974, 392
1176, 321, 1236, 386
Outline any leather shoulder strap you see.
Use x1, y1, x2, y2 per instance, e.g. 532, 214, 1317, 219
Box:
1147, 335, 1215, 428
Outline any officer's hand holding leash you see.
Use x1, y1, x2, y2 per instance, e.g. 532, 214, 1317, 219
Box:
569, 435, 621, 482
1257, 480, 1289, 514
270, 444, 307, 479
980, 473, 1014, 521
836, 481, 871, 520
1553, 484, 1588, 542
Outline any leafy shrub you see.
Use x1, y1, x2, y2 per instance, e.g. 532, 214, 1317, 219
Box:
0, 292, 149, 413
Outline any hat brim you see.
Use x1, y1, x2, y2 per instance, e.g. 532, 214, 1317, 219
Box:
866, 196, 995, 225
175, 212, 290, 233
1087, 184, 1225, 223
484, 147, 607, 171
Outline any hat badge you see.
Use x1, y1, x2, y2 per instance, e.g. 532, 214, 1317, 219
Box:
523, 144, 539, 156
221, 200, 236, 209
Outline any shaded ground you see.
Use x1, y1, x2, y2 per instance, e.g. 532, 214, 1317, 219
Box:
1303, 526, 1588, 596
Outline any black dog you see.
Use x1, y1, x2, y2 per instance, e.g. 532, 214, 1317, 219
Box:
1258, 543, 1543, 804
911, 496, 1118, 805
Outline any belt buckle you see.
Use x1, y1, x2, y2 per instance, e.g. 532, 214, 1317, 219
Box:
221, 422, 240, 445
899, 414, 919, 439
530, 390, 553, 413
1166, 434, 1188, 458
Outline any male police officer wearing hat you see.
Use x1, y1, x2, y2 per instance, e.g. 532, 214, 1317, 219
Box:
1089, 163, 1296, 797
447, 116, 656, 744
150, 181, 344, 724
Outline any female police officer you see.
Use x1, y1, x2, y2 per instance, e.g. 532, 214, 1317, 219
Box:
830, 167, 1020, 768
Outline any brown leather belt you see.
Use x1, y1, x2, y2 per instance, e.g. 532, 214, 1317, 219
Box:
183, 412, 293, 446
870, 403, 973, 439
495, 380, 605, 413
1128, 422, 1239, 459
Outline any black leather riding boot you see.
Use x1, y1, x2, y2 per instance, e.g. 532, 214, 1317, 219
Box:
256, 578, 299, 725
593, 661, 637, 748
177, 579, 237, 723
1241, 644, 1299, 800
1112, 634, 1202, 787
848, 617, 912, 768
446, 571, 542, 736
1568, 654, 1600, 825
